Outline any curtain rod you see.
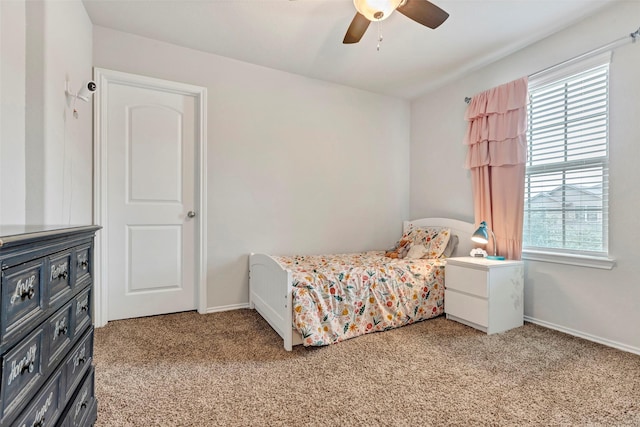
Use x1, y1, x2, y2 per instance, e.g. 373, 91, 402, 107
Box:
464, 26, 640, 104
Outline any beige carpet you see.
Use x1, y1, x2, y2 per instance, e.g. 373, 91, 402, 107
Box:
94, 310, 640, 426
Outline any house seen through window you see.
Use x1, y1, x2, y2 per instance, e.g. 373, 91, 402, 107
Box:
523, 54, 609, 256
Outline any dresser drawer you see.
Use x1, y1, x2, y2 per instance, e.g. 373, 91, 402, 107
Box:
1, 326, 46, 421
48, 252, 72, 306
74, 245, 92, 285
62, 368, 95, 427
444, 289, 488, 328
63, 328, 93, 403
45, 302, 74, 370
1, 260, 46, 344
10, 369, 63, 427
72, 287, 92, 335
445, 264, 488, 297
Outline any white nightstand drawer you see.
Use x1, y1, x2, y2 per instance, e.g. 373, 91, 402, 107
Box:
445, 264, 488, 297
445, 290, 488, 327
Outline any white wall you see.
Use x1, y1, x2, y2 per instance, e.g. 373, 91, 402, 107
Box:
411, 1, 640, 353
93, 26, 410, 309
2, 0, 93, 226
42, 1, 94, 225
0, 0, 27, 224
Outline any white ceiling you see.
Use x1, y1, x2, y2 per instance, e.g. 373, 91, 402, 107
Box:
82, 0, 618, 99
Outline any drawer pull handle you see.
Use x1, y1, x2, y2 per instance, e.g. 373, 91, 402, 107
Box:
80, 304, 89, 313
80, 260, 89, 268
75, 400, 88, 418
56, 324, 68, 336
51, 263, 69, 281
23, 287, 35, 300
77, 356, 87, 365
33, 415, 45, 427
8, 346, 37, 385
11, 277, 36, 305
20, 359, 34, 375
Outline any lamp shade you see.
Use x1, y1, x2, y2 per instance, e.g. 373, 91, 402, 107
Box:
471, 221, 489, 244
353, 0, 401, 21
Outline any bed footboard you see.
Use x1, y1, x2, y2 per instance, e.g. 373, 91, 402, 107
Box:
249, 253, 302, 351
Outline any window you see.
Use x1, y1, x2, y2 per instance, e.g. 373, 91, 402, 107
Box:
523, 54, 609, 258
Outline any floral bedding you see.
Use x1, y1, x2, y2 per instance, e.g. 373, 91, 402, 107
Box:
273, 251, 445, 347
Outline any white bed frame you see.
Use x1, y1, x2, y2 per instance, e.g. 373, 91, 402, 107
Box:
248, 217, 476, 351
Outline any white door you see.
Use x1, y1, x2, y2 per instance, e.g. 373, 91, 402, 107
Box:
103, 75, 199, 321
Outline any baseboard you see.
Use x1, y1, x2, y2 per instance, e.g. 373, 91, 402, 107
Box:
199, 309, 640, 355
206, 303, 250, 314
524, 316, 640, 356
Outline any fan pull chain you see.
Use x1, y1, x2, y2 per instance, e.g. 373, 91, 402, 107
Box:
377, 21, 383, 51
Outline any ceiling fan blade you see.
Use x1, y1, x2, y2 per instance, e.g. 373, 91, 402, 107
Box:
343, 13, 370, 44
396, 0, 449, 29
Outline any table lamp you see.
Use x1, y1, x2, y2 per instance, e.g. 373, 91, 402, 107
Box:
471, 221, 505, 260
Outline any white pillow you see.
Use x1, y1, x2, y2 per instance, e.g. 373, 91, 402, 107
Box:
405, 244, 428, 259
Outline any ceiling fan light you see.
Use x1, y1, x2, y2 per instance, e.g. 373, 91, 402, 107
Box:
353, 0, 401, 22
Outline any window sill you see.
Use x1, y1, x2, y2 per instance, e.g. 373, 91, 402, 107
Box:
522, 250, 616, 270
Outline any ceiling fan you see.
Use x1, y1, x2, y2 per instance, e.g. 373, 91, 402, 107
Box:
343, 0, 449, 44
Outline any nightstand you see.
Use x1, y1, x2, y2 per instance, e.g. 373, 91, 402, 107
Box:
444, 256, 524, 334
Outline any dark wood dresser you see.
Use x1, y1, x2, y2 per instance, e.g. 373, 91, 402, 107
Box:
0, 225, 100, 427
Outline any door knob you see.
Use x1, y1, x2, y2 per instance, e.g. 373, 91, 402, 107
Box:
187, 211, 197, 218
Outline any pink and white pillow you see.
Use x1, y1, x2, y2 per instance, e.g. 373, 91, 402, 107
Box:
401, 226, 451, 259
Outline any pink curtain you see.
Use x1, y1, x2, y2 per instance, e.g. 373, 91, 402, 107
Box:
464, 77, 528, 260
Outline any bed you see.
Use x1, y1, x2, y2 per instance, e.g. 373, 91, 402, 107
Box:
249, 218, 476, 351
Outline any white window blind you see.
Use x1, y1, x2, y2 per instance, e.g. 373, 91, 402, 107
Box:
523, 55, 609, 256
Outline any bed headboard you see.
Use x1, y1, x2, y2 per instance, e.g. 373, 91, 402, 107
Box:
403, 217, 476, 258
